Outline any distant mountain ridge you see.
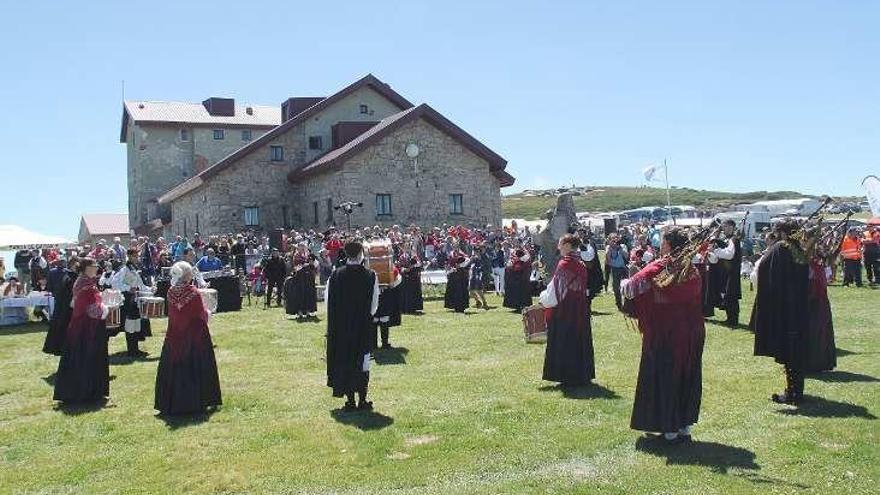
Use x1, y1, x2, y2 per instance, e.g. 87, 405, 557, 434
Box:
501, 185, 852, 220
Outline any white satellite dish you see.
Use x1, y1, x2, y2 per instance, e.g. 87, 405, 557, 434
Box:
405, 143, 420, 158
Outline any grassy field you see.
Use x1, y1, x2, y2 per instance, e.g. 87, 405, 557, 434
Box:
0, 282, 878, 494
501, 186, 854, 219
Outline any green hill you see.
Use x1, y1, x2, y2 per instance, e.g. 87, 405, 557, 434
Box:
502, 186, 811, 219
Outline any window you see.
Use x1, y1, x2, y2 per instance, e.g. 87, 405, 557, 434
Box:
270, 145, 284, 161
213, 129, 225, 140
326, 198, 333, 224
308, 136, 323, 150
312, 201, 319, 225
359, 104, 369, 114
241, 129, 252, 141
376, 194, 392, 216
449, 194, 463, 215
244, 207, 260, 226
179, 129, 189, 141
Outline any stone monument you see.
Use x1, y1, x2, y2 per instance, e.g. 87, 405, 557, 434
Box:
540, 193, 578, 277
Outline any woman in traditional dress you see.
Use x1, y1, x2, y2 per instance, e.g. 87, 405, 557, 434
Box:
443, 244, 471, 313
398, 246, 424, 314
502, 247, 532, 311
284, 242, 319, 319
53, 257, 111, 405
541, 234, 594, 386
155, 261, 222, 416
43, 258, 79, 356
622, 229, 706, 443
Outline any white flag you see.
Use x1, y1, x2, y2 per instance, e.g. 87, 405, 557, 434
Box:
863, 175, 880, 216
643, 163, 666, 182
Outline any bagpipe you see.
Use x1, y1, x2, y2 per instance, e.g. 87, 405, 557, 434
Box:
653, 220, 725, 288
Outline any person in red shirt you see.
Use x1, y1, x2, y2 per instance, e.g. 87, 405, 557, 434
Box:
324, 233, 344, 264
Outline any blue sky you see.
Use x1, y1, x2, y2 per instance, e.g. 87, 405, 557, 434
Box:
0, 0, 877, 240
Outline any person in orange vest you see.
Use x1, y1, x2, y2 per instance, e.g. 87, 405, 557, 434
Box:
840, 228, 863, 287
862, 227, 880, 286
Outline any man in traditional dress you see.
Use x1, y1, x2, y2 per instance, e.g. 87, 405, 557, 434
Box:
622, 228, 705, 443
751, 219, 810, 405
111, 249, 151, 357
706, 219, 743, 327
326, 241, 380, 411
263, 249, 288, 308
541, 234, 595, 386
284, 243, 319, 319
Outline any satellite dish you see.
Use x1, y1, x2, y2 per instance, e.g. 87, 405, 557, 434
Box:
405, 143, 420, 158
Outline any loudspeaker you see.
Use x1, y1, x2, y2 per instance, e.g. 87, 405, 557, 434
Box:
604, 218, 618, 234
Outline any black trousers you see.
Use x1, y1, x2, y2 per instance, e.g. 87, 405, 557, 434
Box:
864, 251, 878, 282
724, 295, 740, 325
125, 331, 140, 354
784, 365, 804, 398
266, 278, 284, 306
345, 372, 370, 403
843, 259, 863, 287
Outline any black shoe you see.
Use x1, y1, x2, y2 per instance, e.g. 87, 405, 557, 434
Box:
342, 401, 357, 412
381, 343, 392, 349
357, 400, 373, 411
771, 392, 801, 405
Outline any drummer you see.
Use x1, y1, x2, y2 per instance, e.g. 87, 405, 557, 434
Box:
110, 249, 151, 357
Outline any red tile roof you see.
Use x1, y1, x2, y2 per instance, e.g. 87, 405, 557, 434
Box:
288, 104, 514, 187
81, 214, 130, 235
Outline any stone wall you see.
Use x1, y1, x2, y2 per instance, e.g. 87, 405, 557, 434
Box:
298, 118, 503, 230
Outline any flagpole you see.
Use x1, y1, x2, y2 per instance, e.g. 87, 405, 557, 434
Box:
664, 158, 674, 225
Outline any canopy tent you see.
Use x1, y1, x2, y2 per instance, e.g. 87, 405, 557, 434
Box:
0, 225, 75, 250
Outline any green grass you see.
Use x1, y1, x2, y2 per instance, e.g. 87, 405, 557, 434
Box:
502, 186, 849, 219
1, 283, 878, 494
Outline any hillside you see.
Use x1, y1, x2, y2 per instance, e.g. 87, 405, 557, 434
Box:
502, 186, 815, 219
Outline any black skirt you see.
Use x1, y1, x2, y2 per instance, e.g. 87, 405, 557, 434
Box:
630, 341, 702, 433
542, 317, 595, 386
284, 269, 318, 315
444, 268, 470, 312
154, 336, 222, 415
375, 285, 402, 327
399, 271, 423, 313
53, 323, 110, 403
43, 303, 72, 356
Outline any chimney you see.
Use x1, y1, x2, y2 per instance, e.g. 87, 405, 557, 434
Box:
281, 97, 324, 121
202, 97, 235, 117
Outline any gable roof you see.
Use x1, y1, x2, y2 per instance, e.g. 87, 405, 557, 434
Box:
81, 213, 130, 235
120, 101, 281, 142
158, 74, 414, 204
287, 103, 515, 187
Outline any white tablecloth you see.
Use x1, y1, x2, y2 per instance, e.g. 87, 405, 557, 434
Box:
421, 270, 448, 285
0, 293, 54, 326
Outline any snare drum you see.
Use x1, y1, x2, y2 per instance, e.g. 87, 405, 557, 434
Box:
522, 305, 547, 343
365, 240, 395, 285
101, 289, 122, 307
197, 288, 218, 313
138, 296, 166, 318
105, 305, 121, 328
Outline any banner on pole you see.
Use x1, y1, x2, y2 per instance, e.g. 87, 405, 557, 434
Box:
863, 175, 880, 216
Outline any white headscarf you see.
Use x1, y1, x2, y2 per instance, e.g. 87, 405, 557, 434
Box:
170, 261, 194, 286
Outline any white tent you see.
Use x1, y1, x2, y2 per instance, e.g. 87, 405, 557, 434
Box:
0, 225, 75, 250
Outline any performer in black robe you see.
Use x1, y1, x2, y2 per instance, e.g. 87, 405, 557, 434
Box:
53, 258, 110, 404
373, 269, 402, 349
155, 262, 222, 416
542, 235, 595, 386
706, 220, 743, 326
284, 245, 319, 319
43, 259, 78, 356
263, 249, 287, 307
398, 251, 424, 313
326, 242, 380, 411
622, 229, 705, 443
578, 232, 604, 301
751, 219, 810, 405
443, 248, 470, 313
502, 248, 532, 311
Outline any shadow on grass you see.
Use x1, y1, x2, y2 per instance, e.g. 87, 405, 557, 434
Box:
374, 346, 409, 366
109, 351, 159, 366
635, 436, 759, 475
538, 383, 620, 400
776, 396, 876, 419
0, 323, 48, 336
54, 398, 111, 416
835, 348, 858, 357
157, 408, 218, 430
42, 372, 57, 386
807, 371, 879, 383
331, 408, 394, 431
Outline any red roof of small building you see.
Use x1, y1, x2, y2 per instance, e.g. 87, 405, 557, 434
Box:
81, 213, 130, 235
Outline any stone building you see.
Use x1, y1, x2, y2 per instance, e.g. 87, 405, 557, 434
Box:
120, 97, 280, 235
155, 74, 514, 236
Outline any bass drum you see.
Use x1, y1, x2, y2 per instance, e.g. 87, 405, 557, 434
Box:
522, 304, 547, 343
365, 240, 395, 285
